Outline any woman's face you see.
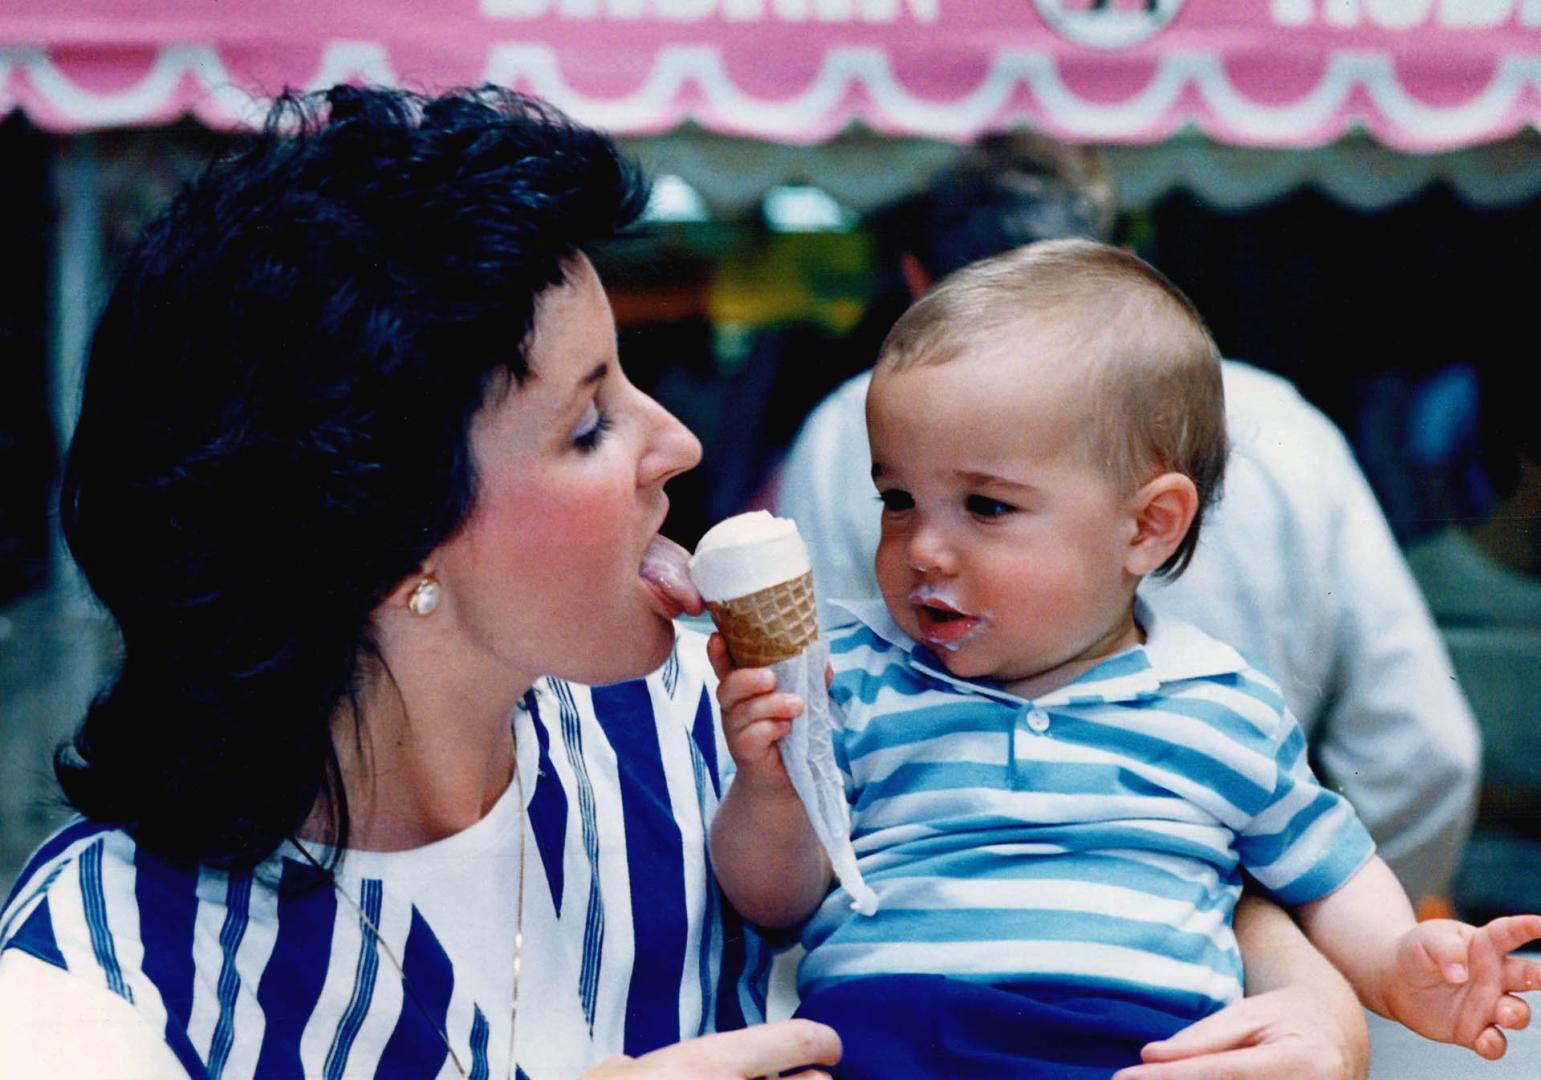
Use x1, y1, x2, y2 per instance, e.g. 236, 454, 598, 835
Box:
431, 254, 702, 688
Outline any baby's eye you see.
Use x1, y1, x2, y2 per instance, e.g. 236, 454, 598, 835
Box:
878, 489, 914, 512
966, 495, 1015, 517
571, 400, 612, 452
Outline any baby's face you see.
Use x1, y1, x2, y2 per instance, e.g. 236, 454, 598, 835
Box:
866, 347, 1143, 699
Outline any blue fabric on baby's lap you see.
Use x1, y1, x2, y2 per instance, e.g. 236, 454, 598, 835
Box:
794, 973, 1198, 1079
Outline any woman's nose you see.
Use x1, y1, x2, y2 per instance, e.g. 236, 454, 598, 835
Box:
637, 393, 703, 488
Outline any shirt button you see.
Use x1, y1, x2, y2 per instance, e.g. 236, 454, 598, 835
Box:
1025, 707, 1050, 733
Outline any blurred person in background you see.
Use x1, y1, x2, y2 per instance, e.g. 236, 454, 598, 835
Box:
775, 132, 1480, 912
1408, 364, 1541, 924
1408, 362, 1541, 639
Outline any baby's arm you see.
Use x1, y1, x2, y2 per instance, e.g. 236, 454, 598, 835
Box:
1297, 855, 1541, 1058
706, 634, 833, 928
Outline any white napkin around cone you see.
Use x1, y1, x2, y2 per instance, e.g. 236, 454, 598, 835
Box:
769, 638, 878, 917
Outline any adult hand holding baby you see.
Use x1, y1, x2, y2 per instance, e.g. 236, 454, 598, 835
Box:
1112, 988, 1367, 1080
1114, 895, 1370, 1080
583, 1020, 841, 1079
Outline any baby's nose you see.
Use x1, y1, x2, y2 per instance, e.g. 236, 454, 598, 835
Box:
906, 525, 956, 575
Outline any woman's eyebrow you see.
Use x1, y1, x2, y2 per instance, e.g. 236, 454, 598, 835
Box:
561, 361, 609, 402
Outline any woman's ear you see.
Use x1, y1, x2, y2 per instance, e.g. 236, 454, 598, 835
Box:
1124, 472, 1199, 576
385, 570, 424, 608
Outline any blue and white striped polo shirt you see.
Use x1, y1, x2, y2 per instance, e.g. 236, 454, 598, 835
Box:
0, 629, 772, 1079
799, 599, 1374, 1021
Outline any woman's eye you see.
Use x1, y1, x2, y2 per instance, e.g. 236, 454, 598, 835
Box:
878, 489, 914, 512
572, 401, 612, 451
966, 495, 1014, 517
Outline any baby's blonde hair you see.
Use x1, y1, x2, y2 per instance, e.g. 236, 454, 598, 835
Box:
877, 238, 1227, 577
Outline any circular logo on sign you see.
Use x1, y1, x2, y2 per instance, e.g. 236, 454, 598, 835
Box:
1032, 0, 1186, 49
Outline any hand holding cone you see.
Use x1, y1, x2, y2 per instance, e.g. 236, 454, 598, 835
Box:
688, 510, 879, 916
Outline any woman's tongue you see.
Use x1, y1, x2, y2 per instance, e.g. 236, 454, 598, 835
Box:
640, 534, 704, 618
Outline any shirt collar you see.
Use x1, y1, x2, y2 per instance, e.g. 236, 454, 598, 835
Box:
828, 595, 1248, 706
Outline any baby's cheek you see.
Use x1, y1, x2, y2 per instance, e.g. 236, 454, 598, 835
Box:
873, 541, 907, 591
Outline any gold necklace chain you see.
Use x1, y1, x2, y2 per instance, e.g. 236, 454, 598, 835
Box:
290, 762, 526, 1080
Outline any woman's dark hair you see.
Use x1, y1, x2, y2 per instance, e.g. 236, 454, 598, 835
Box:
57, 85, 649, 867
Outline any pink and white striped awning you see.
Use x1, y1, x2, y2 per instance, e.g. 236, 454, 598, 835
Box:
4, 1, 1541, 151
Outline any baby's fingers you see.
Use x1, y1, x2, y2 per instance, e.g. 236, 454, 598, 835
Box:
730, 714, 795, 767
1473, 1024, 1508, 1061
1505, 954, 1541, 995
722, 686, 805, 747
716, 665, 781, 713
1415, 919, 1478, 984
1481, 914, 1541, 957
706, 633, 734, 681
1495, 993, 1531, 1031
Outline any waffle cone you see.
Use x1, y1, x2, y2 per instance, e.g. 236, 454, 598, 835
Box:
705, 571, 818, 668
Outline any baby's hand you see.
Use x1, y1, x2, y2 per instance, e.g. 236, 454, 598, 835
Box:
707, 633, 803, 795
1383, 914, 1541, 1059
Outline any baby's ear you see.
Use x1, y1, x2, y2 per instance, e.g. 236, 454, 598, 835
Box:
1124, 472, 1199, 576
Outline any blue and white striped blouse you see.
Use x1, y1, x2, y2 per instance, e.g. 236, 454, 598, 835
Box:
799, 599, 1375, 1021
0, 629, 771, 1079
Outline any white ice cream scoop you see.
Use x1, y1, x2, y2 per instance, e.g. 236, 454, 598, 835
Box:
688, 510, 811, 602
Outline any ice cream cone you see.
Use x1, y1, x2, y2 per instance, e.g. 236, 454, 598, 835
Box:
689, 511, 820, 668
705, 570, 818, 668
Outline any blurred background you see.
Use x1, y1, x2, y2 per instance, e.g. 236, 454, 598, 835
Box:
3, 0, 1538, 993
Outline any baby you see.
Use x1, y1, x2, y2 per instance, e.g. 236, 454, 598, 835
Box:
707, 239, 1541, 1078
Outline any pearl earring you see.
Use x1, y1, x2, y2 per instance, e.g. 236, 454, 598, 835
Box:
407, 577, 441, 617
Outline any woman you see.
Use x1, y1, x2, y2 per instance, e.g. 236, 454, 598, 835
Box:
0, 86, 1364, 1079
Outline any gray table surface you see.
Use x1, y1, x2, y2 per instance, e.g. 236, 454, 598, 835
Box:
1369, 993, 1541, 1079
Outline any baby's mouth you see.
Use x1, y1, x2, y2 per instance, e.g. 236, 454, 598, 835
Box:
911, 596, 983, 649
